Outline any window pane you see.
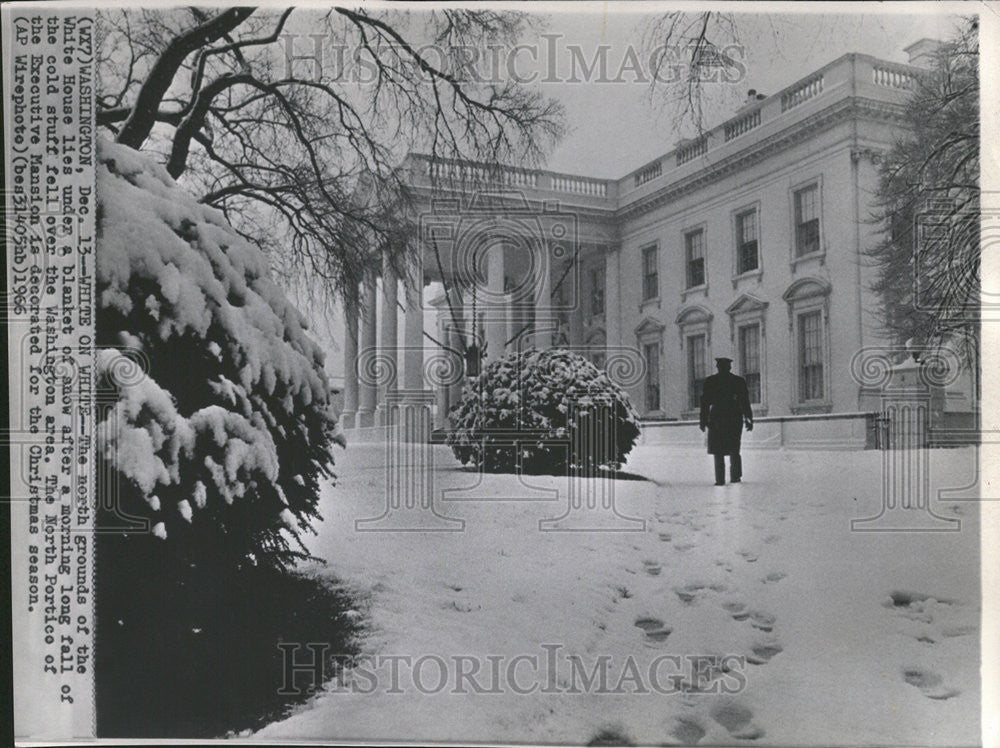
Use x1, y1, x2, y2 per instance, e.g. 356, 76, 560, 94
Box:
794, 185, 820, 256
739, 324, 761, 404
687, 334, 706, 409
642, 246, 658, 300
685, 230, 705, 288
736, 210, 759, 273
798, 311, 823, 400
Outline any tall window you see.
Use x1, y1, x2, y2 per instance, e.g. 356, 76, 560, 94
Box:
794, 184, 820, 256
736, 209, 759, 274
642, 245, 658, 301
798, 311, 824, 400
739, 324, 762, 404
590, 266, 605, 315
644, 342, 660, 411
685, 229, 706, 288
687, 334, 707, 410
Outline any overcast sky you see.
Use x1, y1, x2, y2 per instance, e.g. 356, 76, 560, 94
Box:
532, 7, 962, 177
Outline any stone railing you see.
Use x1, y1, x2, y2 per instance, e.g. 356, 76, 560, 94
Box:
675, 137, 709, 166
724, 107, 762, 141
424, 159, 538, 189
550, 175, 608, 197
780, 73, 824, 112
634, 159, 663, 187
872, 62, 922, 90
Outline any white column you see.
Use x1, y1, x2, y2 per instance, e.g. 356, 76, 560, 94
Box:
403, 256, 425, 393
485, 244, 507, 361
357, 272, 378, 427
604, 245, 621, 359
569, 260, 585, 348
434, 308, 449, 431
447, 289, 466, 414
377, 259, 398, 426
534, 242, 552, 350
341, 302, 359, 429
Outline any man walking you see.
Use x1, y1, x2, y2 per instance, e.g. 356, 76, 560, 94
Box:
699, 357, 754, 485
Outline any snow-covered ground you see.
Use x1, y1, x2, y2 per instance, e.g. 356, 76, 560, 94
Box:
256, 444, 981, 746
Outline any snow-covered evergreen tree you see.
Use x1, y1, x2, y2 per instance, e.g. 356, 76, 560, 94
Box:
96, 139, 341, 569
448, 348, 641, 474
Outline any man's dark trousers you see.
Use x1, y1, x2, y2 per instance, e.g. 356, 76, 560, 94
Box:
714, 454, 742, 485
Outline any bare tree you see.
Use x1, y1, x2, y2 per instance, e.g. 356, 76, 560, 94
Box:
867, 19, 979, 367
640, 11, 745, 136
97, 7, 565, 308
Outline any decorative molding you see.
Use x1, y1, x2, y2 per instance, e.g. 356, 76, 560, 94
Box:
782, 276, 832, 303
725, 293, 769, 317
675, 304, 714, 326
617, 97, 908, 220
850, 146, 886, 164
634, 316, 666, 338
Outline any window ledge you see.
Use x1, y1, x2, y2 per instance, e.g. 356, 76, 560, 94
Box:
645, 409, 668, 419
639, 296, 661, 311
681, 284, 708, 300
791, 402, 832, 415
790, 251, 825, 269
681, 408, 702, 420
732, 269, 762, 287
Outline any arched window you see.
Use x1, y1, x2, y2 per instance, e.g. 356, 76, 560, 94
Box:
675, 305, 714, 413
725, 294, 769, 408
782, 277, 832, 412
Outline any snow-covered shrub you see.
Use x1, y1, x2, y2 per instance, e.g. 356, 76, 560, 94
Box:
95, 139, 340, 569
447, 348, 641, 473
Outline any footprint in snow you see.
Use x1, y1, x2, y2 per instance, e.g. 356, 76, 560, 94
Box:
643, 560, 663, 576
748, 611, 776, 632
710, 699, 765, 740
762, 571, 786, 584
763, 534, 781, 545
635, 616, 673, 644
746, 641, 784, 665
669, 717, 707, 745
902, 666, 960, 700
675, 582, 728, 604
737, 549, 758, 563
586, 725, 634, 746
884, 590, 975, 643
674, 542, 697, 552
659, 532, 672, 542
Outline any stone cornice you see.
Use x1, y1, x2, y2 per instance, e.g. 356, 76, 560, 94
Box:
615, 96, 908, 221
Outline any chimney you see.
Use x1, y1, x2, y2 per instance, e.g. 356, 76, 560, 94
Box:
904, 38, 943, 68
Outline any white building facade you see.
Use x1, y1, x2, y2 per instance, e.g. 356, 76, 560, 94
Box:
340, 47, 976, 448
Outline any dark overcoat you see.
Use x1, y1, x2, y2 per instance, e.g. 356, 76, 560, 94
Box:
699, 372, 753, 455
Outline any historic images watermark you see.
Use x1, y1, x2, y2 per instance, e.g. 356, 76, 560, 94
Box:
282, 33, 747, 86
278, 644, 748, 697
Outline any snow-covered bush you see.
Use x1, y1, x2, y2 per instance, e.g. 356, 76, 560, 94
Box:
95, 139, 340, 569
447, 348, 641, 474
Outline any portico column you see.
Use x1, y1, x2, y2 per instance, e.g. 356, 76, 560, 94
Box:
357, 272, 378, 427
403, 256, 425, 393
485, 244, 507, 361
605, 245, 621, 360
533, 242, 552, 350
433, 306, 450, 430
341, 302, 359, 429
377, 258, 398, 426
447, 289, 466, 415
